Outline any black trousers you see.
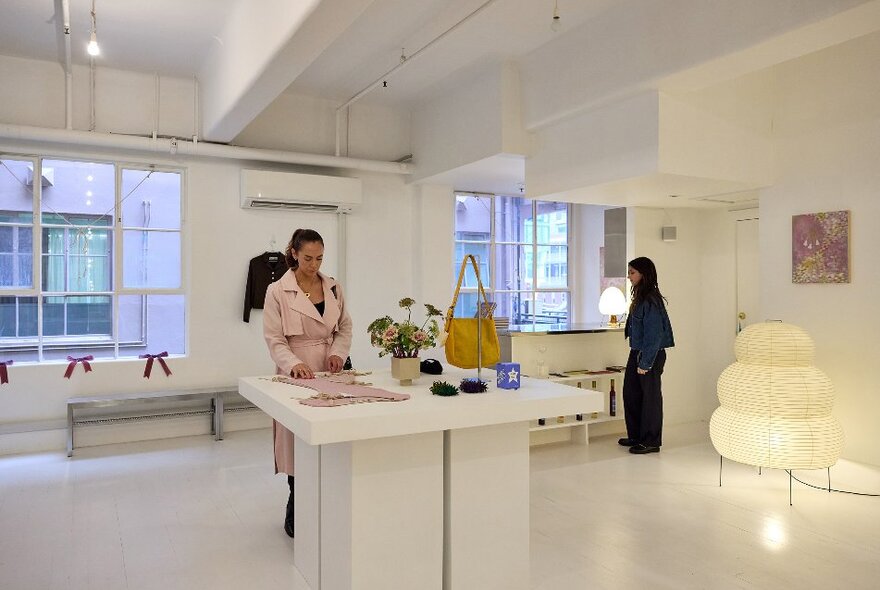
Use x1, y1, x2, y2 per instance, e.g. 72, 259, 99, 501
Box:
623, 348, 666, 447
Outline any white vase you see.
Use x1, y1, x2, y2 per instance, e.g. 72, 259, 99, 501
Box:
391, 357, 420, 385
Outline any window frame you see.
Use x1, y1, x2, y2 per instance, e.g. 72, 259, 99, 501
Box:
453, 193, 571, 327
0, 154, 186, 360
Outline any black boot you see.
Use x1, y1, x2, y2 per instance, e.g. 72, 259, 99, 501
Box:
284, 475, 295, 538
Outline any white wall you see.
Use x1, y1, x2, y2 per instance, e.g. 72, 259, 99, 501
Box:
233, 91, 411, 162
9, 19, 878, 469
0, 54, 410, 164
672, 67, 776, 136
696, 210, 739, 419
760, 31, 880, 466
571, 205, 606, 324
631, 207, 735, 426
0, 146, 423, 454
658, 92, 774, 186
234, 92, 335, 155
0, 55, 198, 139
411, 64, 505, 183
517, 0, 872, 130
412, 184, 456, 358
526, 92, 660, 199
0, 55, 67, 129
0, 51, 462, 455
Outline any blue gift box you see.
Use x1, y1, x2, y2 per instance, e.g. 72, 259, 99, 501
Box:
496, 363, 521, 390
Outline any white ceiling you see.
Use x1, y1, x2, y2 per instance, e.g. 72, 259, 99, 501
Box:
419, 153, 526, 196
285, 0, 616, 106
546, 173, 762, 209
0, 0, 612, 106
0, 0, 620, 199
0, 0, 235, 77
2, 1, 864, 205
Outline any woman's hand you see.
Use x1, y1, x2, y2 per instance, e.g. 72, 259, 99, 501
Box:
291, 363, 314, 379
327, 355, 344, 374
637, 367, 649, 375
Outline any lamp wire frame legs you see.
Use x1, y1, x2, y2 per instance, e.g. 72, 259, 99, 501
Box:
716, 453, 836, 506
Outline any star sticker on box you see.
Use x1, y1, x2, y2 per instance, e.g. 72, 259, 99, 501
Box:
508, 369, 518, 383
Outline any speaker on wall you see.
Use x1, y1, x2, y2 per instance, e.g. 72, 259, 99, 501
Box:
662, 226, 677, 242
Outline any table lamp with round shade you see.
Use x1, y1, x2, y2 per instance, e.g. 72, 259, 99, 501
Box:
598, 286, 627, 327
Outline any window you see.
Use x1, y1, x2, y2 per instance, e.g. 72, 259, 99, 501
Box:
453, 193, 570, 326
0, 156, 185, 363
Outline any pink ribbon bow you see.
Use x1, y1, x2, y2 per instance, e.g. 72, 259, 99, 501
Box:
64, 355, 94, 379
0, 360, 12, 385
139, 352, 172, 379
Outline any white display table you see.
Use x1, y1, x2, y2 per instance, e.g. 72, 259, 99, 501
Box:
238, 367, 602, 590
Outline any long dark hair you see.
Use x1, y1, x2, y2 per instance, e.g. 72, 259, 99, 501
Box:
629, 256, 667, 311
285, 228, 324, 269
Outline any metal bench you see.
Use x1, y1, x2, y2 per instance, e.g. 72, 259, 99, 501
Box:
66, 386, 241, 457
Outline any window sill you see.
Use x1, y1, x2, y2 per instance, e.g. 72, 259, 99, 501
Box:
0, 340, 147, 352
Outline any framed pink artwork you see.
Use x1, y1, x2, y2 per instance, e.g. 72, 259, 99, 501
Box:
792, 210, 850, 284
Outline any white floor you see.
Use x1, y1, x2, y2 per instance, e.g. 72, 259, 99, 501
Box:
1, 424, 878, 590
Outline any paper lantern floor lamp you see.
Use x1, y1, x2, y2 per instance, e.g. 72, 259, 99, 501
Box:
710, 322, 844, 500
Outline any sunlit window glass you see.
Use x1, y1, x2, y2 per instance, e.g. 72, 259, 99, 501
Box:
453, 193, 569, 326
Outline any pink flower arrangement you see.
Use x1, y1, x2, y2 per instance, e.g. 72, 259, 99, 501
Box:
367, 298, 442, 358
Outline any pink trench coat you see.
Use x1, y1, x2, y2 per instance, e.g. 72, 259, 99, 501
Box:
262, 269, 353, 476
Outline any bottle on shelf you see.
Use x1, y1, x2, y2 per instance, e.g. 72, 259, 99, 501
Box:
538, 418, 546, 426
556, 416, 565, 424
609, 378, 617, 417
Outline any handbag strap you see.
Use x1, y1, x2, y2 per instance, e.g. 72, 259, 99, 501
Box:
446, 254, 492, 328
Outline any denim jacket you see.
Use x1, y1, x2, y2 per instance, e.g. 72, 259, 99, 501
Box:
625, 299, 675, 371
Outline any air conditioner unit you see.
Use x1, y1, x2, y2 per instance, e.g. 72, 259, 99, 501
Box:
240, 169, 362, 212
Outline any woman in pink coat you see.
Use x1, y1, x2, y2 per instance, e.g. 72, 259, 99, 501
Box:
263, 228, 353, 537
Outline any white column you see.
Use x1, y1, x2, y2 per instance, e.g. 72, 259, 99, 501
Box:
444, 422, 530, 590
294, 435, 322, 588
320, 431, 444, 590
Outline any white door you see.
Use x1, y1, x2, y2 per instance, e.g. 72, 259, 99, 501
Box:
735, 216, 760, 332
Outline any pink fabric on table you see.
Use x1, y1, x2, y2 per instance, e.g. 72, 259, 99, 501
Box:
274, 376, 410, 406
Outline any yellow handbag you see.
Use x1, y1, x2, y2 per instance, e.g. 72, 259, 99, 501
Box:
444, 254, 501, 369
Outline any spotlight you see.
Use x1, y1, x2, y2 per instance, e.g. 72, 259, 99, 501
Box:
87, 31, 100, 56
86, 1, 100, 57
551, 1, 561, 32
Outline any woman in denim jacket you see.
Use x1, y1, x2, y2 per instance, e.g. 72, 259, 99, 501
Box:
620, 257, 674, 454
